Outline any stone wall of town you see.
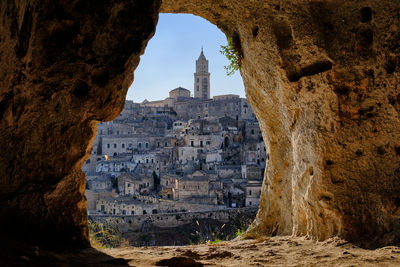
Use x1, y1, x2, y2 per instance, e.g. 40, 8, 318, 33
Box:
90, 207, 258, 232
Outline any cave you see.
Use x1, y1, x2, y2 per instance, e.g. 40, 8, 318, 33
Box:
1, 0, 400, 265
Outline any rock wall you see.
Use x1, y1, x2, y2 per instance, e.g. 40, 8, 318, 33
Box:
90, 208, 258, 232
0, 0, 160, 247
161, 0, 400, 247
0, 0, 399, 249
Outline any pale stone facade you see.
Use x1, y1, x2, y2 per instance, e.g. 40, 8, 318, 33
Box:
83, 51, 265, 213
194, 49, 210, 99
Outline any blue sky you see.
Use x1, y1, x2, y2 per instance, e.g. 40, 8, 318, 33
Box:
127, 14, 245, 102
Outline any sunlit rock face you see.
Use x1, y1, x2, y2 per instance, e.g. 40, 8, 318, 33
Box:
0, 0, 160, 247
161, 0, 400, 247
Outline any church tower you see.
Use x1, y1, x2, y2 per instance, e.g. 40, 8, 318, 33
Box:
194, 48, 210, 99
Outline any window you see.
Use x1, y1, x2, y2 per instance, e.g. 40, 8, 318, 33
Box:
146, 159, 149, 163
157, 142, 160, 147
114, 144, 117, 148
197, 78, 199, 82
200, 141, 203, 147
107, 144, 110, 148
191, 141, 194, 147
151, 159, 154, 163
249, 190, 252, 195
117, 130, 119, 135
146, 143, 149, 148
165, 142, 168, 147
128, 183, 131, 187
197, 86, 199, 91
251, 129, 255, 134
122, 143, 125, 148
138, 143, 142, 148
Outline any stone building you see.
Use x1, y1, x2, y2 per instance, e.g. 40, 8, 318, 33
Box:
194, 49, 210, 99
245, 180, 262, 207
83, 49, 265, 214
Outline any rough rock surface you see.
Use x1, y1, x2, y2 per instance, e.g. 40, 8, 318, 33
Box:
0, 0, 400, 258
103, 237, 400, 266
161, 0, 400, 247
0, 0, 160, 247
6, 237, 400, 266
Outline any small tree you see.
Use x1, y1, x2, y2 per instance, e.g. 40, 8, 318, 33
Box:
152, 170, 159, 192
220, 37, 242, 76
111, 176, 118, 190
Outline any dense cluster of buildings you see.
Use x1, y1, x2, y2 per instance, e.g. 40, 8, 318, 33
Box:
84, 50, 265, 216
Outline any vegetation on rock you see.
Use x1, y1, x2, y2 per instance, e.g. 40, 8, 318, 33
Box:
220, 37, 242, 76
88, 218, 128, 248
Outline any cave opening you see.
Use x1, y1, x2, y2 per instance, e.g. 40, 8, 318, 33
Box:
2, 1, 400, 265
83, 13, 266, 248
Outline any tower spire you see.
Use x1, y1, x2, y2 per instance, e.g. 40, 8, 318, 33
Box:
194, 48, 210, 99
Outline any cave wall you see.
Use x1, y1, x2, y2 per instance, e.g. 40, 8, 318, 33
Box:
1, 0, 399, 249
0, 0, 160, 247
161, 0, 400, 247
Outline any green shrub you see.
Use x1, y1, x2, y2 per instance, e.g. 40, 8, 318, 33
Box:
88, 218, 128, 248
210, 239, 222, 244
220, 37, 242, 76
235, 228, 245, 237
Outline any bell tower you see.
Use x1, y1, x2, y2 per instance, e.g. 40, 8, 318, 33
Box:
194, 48, 210, 99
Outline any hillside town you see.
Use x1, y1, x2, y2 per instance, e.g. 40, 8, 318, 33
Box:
83, 50, 265, 216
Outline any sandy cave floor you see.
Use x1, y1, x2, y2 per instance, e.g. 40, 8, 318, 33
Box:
99, 236, 400, 266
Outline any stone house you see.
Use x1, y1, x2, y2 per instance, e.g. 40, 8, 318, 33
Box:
117, 172, 154, 196
245, 180, 262, 207
96, 197, 158, 215
86, 174, 113, 191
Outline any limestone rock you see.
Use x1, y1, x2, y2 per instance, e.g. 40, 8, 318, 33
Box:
0, 0, 160, 247
161, 0, 400, 247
